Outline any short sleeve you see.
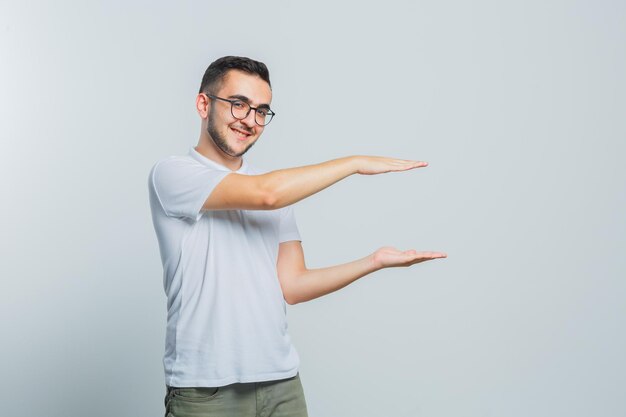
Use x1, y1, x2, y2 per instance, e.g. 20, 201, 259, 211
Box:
279, 204, 302, 243
149, 157, 232, 221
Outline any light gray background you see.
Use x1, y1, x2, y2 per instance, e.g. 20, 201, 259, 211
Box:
1, 1, 624, 416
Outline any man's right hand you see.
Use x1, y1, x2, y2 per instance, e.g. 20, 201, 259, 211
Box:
354, 156, 428, 175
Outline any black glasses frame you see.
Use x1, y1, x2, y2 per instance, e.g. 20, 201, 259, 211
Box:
204, 93, 275, 126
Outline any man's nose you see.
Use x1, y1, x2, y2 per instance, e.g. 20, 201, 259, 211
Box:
240, 109, 257, 127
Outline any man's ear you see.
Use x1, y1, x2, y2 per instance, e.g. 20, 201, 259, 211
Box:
196, 93, 210, 119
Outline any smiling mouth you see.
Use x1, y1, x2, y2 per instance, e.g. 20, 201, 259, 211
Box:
230, 127, 253, 139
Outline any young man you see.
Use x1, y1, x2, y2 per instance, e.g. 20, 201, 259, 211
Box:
148, 56, 446, 417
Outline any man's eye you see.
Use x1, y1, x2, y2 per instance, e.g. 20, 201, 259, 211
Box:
232, 101, 246, 109
257, 109, 268, 117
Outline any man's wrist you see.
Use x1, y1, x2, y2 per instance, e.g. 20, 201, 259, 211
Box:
367, 252, 383, 273
343, 155, 360, 175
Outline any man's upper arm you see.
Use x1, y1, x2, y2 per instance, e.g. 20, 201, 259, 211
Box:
276, 240, 307, 305
202, 173, 273, 211
150, 158, 274, 220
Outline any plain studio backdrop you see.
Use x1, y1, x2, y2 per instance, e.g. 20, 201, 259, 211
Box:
1, 1, 624, 416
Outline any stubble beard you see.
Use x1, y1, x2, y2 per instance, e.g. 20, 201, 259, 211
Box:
207, 112, 256, 158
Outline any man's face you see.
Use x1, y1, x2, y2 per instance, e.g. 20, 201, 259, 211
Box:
206, 70, 273, 158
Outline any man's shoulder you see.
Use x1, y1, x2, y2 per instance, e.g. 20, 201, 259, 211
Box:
148, 154, 211, 191
150, 154, 207, 175
152, 153, 195, 168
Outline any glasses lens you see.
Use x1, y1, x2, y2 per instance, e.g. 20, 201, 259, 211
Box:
255, 109, 274, 126
231, 101, 250, 119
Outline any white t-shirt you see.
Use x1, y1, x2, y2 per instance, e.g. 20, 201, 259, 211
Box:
148, 146, 302, 387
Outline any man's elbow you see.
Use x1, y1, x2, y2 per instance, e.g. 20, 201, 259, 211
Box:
255, 173, 280, 209
284, 291, 301, 306
263, 187, 291, 210
279, 266, 308, 305
282, 277, 306, 305
262, 191, 279, 210
260, 180, 293, 210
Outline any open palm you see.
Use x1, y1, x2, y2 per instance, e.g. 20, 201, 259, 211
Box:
372, 246, 447, 269
357, 156, 428, 175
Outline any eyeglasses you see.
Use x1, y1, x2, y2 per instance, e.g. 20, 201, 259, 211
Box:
204, 93, 275, 126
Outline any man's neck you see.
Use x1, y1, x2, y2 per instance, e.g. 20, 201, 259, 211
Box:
195, 139, 243, 172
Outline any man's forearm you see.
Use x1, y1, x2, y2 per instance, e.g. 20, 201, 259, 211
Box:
261, 156, 358, 209
286, 254, 380, 305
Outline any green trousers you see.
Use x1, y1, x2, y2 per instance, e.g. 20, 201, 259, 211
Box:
164, 373, 309, 417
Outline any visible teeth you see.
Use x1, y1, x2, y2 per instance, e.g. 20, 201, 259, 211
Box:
232, 128, 249, 136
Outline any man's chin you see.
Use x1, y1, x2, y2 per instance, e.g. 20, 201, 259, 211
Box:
236, 141, 256, 157
220, 143, 252, 158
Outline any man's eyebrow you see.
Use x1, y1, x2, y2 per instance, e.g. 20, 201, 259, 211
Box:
228, 94, 271, 108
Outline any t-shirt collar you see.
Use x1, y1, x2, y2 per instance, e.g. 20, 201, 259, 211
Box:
189, 146, 248, 173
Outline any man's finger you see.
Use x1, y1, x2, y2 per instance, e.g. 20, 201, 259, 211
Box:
400, 161, 428, 168
413, 251, 447, 259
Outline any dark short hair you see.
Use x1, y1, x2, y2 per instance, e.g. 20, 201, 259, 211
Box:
198, 56, 271, 94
